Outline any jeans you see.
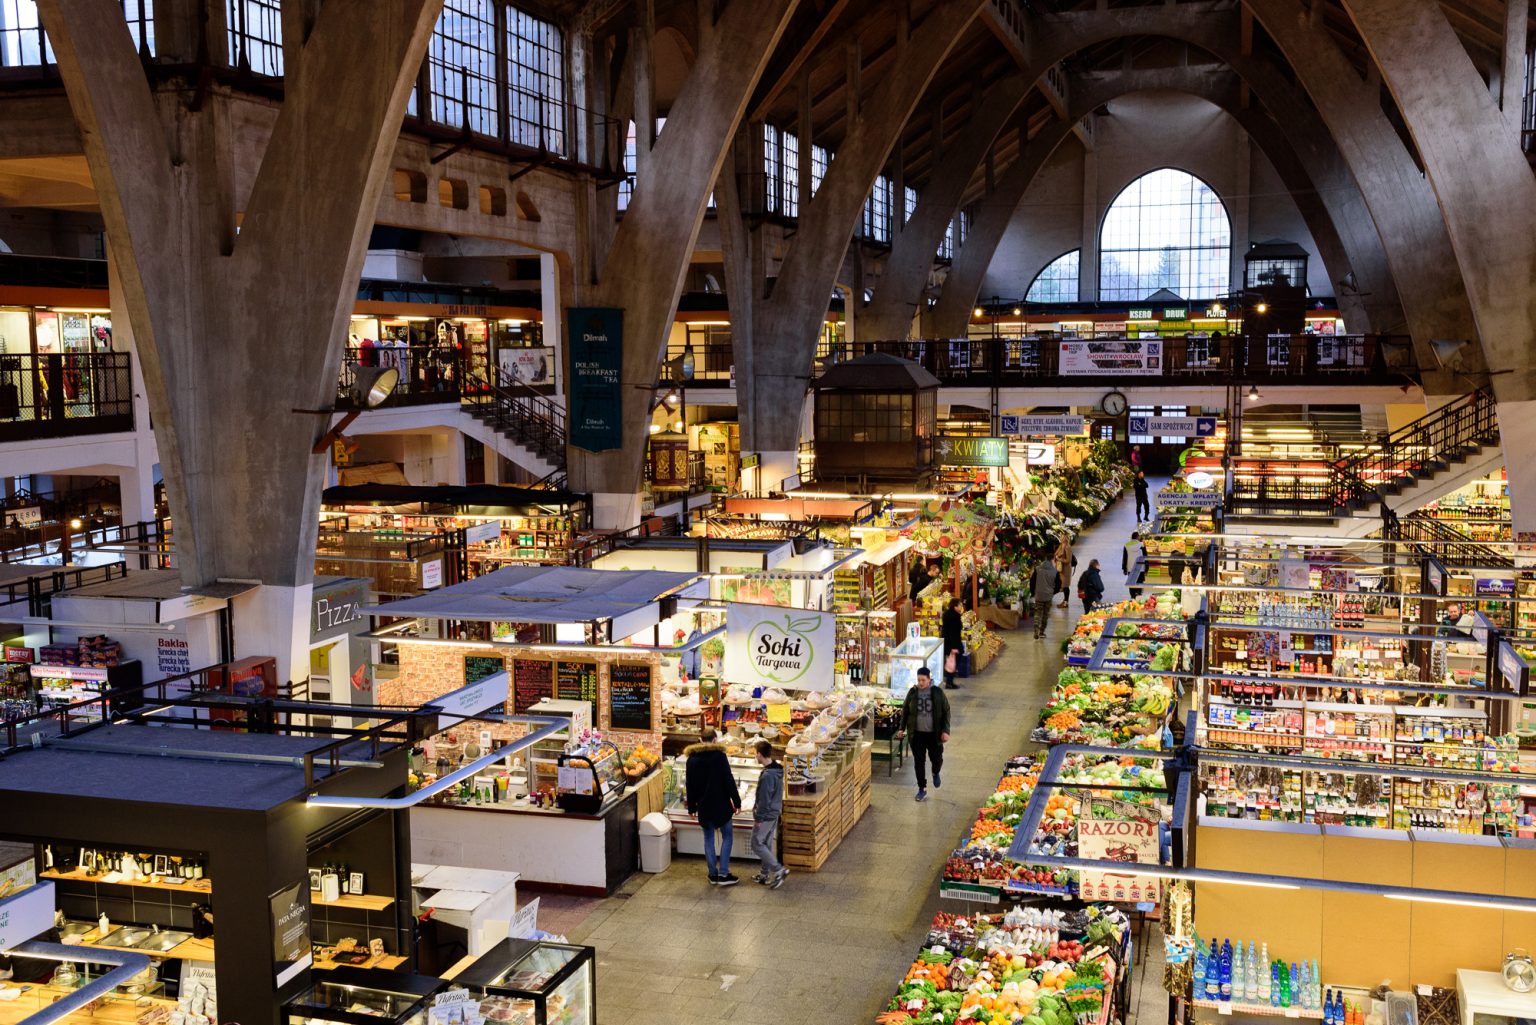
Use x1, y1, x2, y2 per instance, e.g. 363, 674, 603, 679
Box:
1033, 600, 1052, 637
701, 820, 733, 878
910, 731, 944, 789
752, 819, 783, 876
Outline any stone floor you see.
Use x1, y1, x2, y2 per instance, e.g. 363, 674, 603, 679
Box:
550, 487, 1161, 1025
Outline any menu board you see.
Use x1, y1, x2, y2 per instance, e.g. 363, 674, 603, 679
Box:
511, 658, 554, 714
607, 662, 653, 732
464, 655, 505, 686
555, 660, 599, 724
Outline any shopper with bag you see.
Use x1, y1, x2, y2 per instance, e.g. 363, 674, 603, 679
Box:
1031, 559, 1060, 639
1078, 559, 1105, 614
941, 597, 965, 690
903, 667, 951, 802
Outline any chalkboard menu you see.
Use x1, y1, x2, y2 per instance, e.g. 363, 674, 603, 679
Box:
555, 660, 599, 724
511, 658, 554, 714
464, 655, 506, 686
607, 662, 653, 732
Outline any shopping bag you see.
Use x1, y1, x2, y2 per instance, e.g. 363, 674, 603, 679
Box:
944, 650, 958, 675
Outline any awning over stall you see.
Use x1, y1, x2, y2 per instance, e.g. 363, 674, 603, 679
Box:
322, 483, 582, 511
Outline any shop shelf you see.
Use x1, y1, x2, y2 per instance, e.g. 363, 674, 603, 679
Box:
313, 891, 397, 911
42, 867, 212, 896
1193, 999, 1323, 1018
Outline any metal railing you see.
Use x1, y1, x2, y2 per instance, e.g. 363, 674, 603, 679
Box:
461, 367, 567, 465
339, 344, 464, 408
1389, 512, 1512, 568
669, 334, 1411, 387
1338, 388, 1498, 492
0, 561, 129, 618
0, 353, 134, 441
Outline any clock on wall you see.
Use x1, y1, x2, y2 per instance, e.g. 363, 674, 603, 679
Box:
1101, 391, 1128, 416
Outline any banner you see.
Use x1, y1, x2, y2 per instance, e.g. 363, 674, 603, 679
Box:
566, 307, 624, 451
1155, 490, 1222, 508
999, 415, 1086, 436
499, 346, 554, 386
1077, 809, 1162, 906
724, 602, 834, 692
935, 435, 1009, 467
1060, 338, 1162, 376
270, 881, 313, 987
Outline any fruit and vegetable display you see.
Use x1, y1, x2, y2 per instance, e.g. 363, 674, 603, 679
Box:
879, 905, 1129, 1025
1065, 594, 1183, 663
1032, 666, 1174, 749
942, 756, 1077, 896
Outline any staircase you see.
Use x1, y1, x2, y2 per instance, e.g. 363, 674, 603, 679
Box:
1226, 389, 1502, 536
458, 371, 568, 483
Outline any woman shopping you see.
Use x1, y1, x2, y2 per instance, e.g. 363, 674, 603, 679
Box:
941, 597, 965, 690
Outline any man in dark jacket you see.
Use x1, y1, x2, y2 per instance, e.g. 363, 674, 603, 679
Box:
1078, 558, 1105, 613
941, 597, 965, 690
749, 739, 788, 888
1133, 471, 1151, 524
903, 667, 952, 802
684, 727, 741, 886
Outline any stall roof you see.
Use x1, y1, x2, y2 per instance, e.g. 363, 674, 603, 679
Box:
322, 483, 582, 510
364, 565, 702, 623
812, 352, 940, 390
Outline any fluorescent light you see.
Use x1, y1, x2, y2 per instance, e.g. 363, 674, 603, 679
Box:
1384, 892, 1536, 913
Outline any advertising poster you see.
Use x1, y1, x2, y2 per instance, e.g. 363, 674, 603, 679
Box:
498, 347, 554, 386
1077, 807, 1161, 906
724, 602, 834, 692
935, 435, 1009, 467
1060, 338, 1162, 375
566, 307, 624, 451
270, 882, 312, 987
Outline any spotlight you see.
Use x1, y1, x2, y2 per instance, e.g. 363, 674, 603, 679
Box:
1247, 385, 1260, 402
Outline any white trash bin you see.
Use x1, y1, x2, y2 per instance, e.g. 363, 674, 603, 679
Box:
638, 812, 673, 873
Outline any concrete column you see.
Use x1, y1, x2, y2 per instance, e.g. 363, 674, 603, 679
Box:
1503, 0, 1531, 134
1229, 131, 1251, 293
1498, 399, 1536, 538
1078, 142, 1098, 304
759, 449, 798, 494
106, 249, 159, 527
564, 0, 802, 512
540, 252, 563, 397
230, 583, 314, 701
39, 0, 441, 698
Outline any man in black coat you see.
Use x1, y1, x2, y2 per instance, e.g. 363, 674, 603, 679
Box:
684, 727, 742, 886
903, 667, 952, 803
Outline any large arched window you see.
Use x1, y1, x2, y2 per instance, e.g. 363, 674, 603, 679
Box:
1026, 250, 1080, 303
1098, 168, 1230, 301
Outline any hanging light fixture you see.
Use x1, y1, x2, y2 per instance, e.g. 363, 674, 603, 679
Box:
1247, 385, 1260, 402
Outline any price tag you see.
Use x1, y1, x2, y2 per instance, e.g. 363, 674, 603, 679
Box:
1286, 1008, 1301, 1018
1217, 1004, 1233, 1016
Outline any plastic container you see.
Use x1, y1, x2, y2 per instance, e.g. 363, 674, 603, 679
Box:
638, 812, 673, 873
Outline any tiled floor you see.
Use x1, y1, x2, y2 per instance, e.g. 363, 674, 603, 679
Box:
554, 488, 1157, 1025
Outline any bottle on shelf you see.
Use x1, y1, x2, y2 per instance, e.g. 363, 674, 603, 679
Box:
1220, 939, 1233, 999
1259, 944, 1272, 1003
1246, 941, 1260, 1001
1206, 940, 1221, 999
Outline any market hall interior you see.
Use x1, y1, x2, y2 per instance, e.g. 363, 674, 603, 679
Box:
0, 1, 1533, 1025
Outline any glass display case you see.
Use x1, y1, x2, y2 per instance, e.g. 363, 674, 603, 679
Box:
888, 633, 942, 699
456, 938, 596, 1025
286, 967, 445, 1025
555, 741, 625, 814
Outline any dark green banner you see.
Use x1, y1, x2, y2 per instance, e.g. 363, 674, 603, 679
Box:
936, 435, 1009, 467
567, 307, 624, 452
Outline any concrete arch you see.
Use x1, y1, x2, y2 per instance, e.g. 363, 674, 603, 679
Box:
933, 64, 1366, 337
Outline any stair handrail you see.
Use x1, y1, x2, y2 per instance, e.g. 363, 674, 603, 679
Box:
461, 368, 568, 462
1392, 511, 1512, 568
1337, 388, 1496, 491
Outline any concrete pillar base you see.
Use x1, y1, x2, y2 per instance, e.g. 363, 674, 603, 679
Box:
759, 450, 799, 494
592, 491, 644, 531
230, 582, 314, 691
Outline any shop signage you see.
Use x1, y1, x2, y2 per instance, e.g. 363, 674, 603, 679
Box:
724, 602, 835, 691
567, 306, 624, 452
1154, 490, 1222, 508
0, 882, 55, 953
3, 646, 33, 663
445, 304, 490, 317
421, 558, 444, 590
1476, 576, 1515, 597
1499, 642, 1529, 695
511, 658, 554, 714
6, 507, 40, 528
1128, 416, 1217, 438
1077, 808, 1161, 905
433, 670, 511, 728
30, 664, 109, 684
1164, 307, 1187, 319
1127, 308, 1154, 321
1471, 612, 1493, 646
512, 898, 541, 939
935, 435, 1009, 467
998, 415, 1086, 436
1026, 444, 1056, 466
156, 636, 191, 677
1059, 338, 1162, 376
464, 655, 505, 686
311, 580, 368, 640
464, 521, 502, 544
740, 452, 760, 469
1425, 559, 1446, 595
607, 662, 654, 731
555, 660, 599, 725
270, 881, 312, 987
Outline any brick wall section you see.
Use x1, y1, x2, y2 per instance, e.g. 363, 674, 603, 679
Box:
381, 643, 663, 753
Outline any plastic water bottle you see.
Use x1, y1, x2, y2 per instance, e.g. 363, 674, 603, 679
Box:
1246, 942, 1260, 1001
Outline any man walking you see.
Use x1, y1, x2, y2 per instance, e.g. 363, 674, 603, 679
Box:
903, 667, 951, 802
1133, 471, 1151, 524
1123, 531, 1145, 599
1032, 558, 1060, 639
1078, 558, 1105, 614
684, 727, 742, 886
750, 739, 788, 889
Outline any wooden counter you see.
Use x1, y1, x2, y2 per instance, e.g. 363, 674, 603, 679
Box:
781, 745, 872, 871
56, 926, 214, 962
0, 982, 174, 1025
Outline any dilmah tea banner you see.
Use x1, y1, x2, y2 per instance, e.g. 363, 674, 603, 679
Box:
724, 602, 835, 692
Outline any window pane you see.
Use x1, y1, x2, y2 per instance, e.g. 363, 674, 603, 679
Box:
509, 7, 566, 153
781, 130, 799, 218
1098, 168, 1230, 301
430, 0, 498, 135
1027, 250, 1080, 303
228, 0, 281, 75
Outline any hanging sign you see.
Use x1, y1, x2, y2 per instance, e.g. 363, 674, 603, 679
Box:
270, 881, 313, 987
0, 882, 55, 953
1128, 416, 1217, 438
999, 415, 1086, 436
1155, 490, 1222, 508
1060, 338, 1162, 375
567, 307, 624, 452
464, 521, 502, 544
1077, 809, 1162, 906
724, 602, 835, 691
934, 435, 1009, 467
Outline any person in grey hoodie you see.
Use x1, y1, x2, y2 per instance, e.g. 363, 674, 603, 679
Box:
749, 739, 788, 888
1032, 558, 1061, 639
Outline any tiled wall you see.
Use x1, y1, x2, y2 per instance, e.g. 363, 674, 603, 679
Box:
57, 879, 200, 933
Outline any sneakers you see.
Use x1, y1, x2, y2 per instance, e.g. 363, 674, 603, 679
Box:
944, 682, 960, 690
916, 788, 928, 802
752, 873, 768, 885
769, 868, 788, 890
934, 771, 942, 789
708, 874, 720, 885
717, 873, 740, 887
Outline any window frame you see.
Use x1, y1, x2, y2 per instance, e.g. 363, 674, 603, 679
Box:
1097, 167, 1231, 302
1026, 249, 1081, 304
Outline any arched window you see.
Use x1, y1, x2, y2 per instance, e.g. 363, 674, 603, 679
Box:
1098, 168, 1230, 301
1026, 250, 1080, 303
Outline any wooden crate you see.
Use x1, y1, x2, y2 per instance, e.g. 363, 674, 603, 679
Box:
781, 746, 874, 871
